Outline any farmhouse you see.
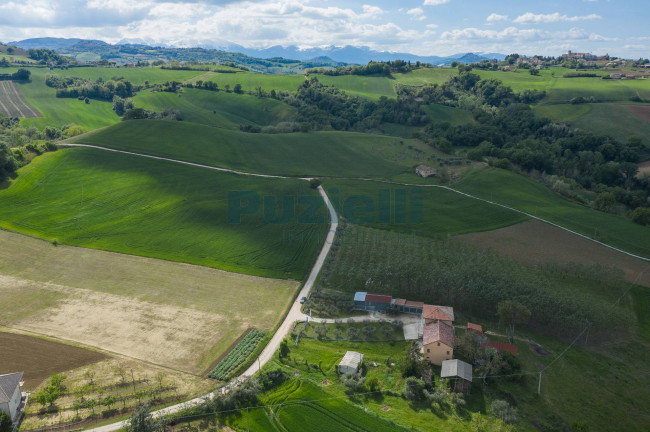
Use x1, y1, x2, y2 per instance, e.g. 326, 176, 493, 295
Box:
422, 304, 455, 326
467, 322, 483, 336
421, 320, 454, 365
393, 298, 424, 314
0, 371, 23, 422
415, 164, 437, 178
441, 359, 473, 394
339, 351, 364, 374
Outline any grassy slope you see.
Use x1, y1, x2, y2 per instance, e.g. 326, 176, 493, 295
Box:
74, 120, 430, 178
424, 103, 475, 125
132, 88, 298, 130
18, 68, 119, 130
313, 74, 397, 99
453, 168, 650, 258
186, 71, 305, 92
323, 179, 528, 236
533, 103, 650, 143
393, 68, 457, 86
55, 66, 206, 86
0, 148, 325, 279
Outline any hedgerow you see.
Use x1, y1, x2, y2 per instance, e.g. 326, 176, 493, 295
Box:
208, 329, 265, 380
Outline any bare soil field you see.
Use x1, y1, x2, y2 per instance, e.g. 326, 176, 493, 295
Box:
0, 331, 105, 390
638, 160, 650, 177
0, 230, 298, 374
459, 220, 649, 287
621, 104, 650, 123
0, 81, 40, 118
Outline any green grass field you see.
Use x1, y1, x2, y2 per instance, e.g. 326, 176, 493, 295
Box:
55, 66, 207, 86
313, 74, 397, 99
17, 68, 119, 130
74, 120, 434, 178
533, 103, 650, 143
424, 103, 475, 125
186, 71, 305, 92
0, 148, 326, 279
323, 179, 528, 237
393, 68, 457, 86
453, 168, 650, 258
133, 88, 298, 130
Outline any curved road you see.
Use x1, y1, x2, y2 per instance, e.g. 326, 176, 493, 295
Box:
67, 145, 340, 432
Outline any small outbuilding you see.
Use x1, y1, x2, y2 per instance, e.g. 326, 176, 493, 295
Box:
483, 340, 518, 356
339, 351, 364, 374
415, 164, 437, 178
467, 322, 483, 335
0, 371, 24, 422
353, 292, 393, 312
441, 359, 473, 394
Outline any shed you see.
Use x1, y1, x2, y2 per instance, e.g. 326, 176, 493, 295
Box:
394, 298, 424, 314
415, 165, 437, 178
353, 292, 392, 312
339, 351, 364, 374
483, 340, 518, 356
441, 359, 473, 394
467, 322, 483, 335
0, 372, 24, 422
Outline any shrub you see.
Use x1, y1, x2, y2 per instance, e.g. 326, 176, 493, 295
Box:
491, 400, 518, 423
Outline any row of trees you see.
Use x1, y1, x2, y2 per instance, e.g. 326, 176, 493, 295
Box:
56, 78, 135, 101
0, 68, 30, 81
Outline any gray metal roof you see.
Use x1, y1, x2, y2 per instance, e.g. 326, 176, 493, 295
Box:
354, 292, 367, 302
441, 359, 472, 382
339, 351, 364, 369
0, 372, 23, 403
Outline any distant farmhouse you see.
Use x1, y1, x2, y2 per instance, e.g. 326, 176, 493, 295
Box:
415, 164, 437, 178
422, 320, 454, 365
0, 371, 24, 423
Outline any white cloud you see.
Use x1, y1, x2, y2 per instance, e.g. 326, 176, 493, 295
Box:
513, 12, 602, 24
407, 7, 423, 16
423, 0, 450, 5
486, 13, 508, 23
425, 24, 438, 29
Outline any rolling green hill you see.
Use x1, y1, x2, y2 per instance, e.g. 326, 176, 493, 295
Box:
186, 71, 305, 92
453, 168, 650, 258
74, 120, 433, 178
0, 148, 325, 279
55, 66, 207, 86
133, 88, 298, 130
312, 74, 397, 99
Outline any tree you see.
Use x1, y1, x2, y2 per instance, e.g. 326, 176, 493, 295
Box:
340, 373, 365, 394
490, 400, 518, 423
403, 376, 425, 401
529, 68, 540, 76
593, 192, 617, 213
233, 83, 242, 94
497, 300, 531, 343
0, 142, 17, 182
11, 68, 30, 81
125, 403, 165, 432
0, 411, 11, 432
279, 339, 290, 358
632, 207, 650, 226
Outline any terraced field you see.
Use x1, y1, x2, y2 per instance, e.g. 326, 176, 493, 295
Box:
0, 80, 40, 117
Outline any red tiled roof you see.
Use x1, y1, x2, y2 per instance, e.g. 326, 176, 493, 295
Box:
467, 322, 483, 334
484, 340, 518, 356
405, 300, 424, 308
365, 293, 392, 304
394, 298, 407, 306
423, 321, 454, 347
423, 305, 454, 321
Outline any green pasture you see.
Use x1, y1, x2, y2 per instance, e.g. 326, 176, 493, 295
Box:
393, 68, 456, 86
133, 88, 297, 130
424, 103, 475, 125
186, 71, 305, 92
312, 74, 396, 99
74, 120, 434, 178
323, 179, 528, 237
453, 168, 650, 258
17, 68, 119, 130
533, 103, 650, 143
55, 66, 206, 86
476, 69, 554, 92
0, 148, 326, 279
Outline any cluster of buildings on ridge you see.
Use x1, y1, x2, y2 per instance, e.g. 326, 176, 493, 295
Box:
350, 292, 518, 394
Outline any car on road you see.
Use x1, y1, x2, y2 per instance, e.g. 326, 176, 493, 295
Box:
300, 296, 307, 304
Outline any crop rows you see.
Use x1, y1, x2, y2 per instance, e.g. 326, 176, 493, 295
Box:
0, 80, 40, 118
208, 329, 265, 380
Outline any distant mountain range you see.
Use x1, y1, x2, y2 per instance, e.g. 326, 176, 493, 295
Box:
9, 37, 506, 66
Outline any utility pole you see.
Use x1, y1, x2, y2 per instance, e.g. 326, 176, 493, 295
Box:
537, 372, 542, 395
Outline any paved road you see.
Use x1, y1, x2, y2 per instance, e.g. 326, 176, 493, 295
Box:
72, 146, 339, 432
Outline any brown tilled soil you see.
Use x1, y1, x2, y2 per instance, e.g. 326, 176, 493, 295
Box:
621, 104, 650, 123
0, 331, 106, 390
459, 220, 649, 287
638, 160, 650, 177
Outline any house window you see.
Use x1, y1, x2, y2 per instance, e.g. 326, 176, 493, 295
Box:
437, 342, 440, 346
427, 349, 430, 353
447, 351, 450, 355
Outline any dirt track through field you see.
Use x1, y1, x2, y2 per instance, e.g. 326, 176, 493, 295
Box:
460, 220, 650, 287
0, 81, 40, 118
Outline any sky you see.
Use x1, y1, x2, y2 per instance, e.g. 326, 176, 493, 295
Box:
0, 0, 648, 58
